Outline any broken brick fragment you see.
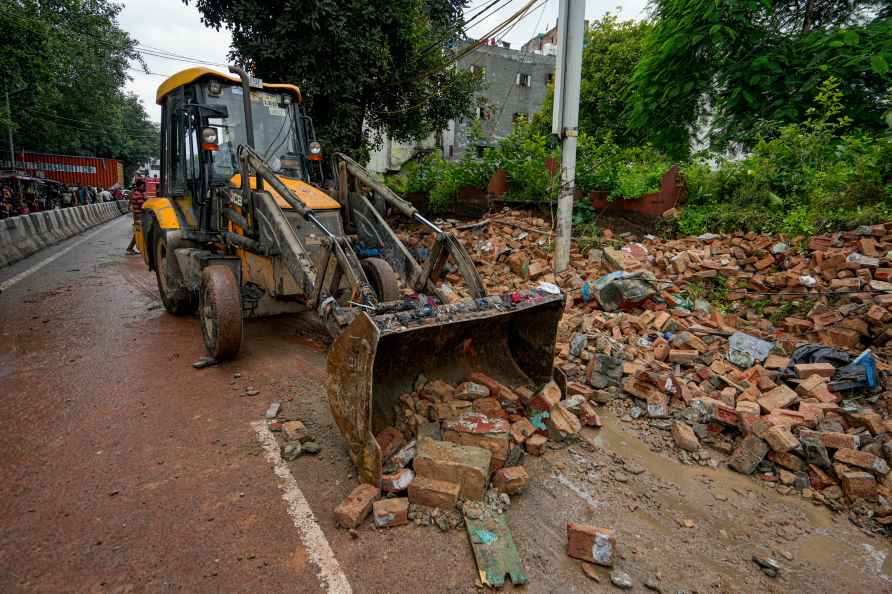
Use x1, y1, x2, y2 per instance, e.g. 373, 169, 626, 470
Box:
408, 476, 460, 509
334, 483, 380, 529
566, 524, 616, 567
492, 466, 529, 495
372, 497, 409, 528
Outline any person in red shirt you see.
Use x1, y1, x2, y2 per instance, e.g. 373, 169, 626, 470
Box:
126, 177, 147, 254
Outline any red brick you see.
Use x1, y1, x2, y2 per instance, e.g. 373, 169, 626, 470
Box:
334, 483, 381, 528
764, 426, 800, 453
376, 427, 405, 460
807, 464, 835, 490
509, 418, 536, 444
566, 524, 617, 566
794, 363, 836, 380
492, 466, 529, 495
796, 402, 824, 427
469, 371, 509, 401
840, 471, 877, 502
799, 429, 860, 450
818, 327, 860, 350
414, 436, 490, 500
834, 448, 890, 475
567, 381, 595, 399
767, 451, 805, 472
668, 349, 699, 364
757, 384, 798, 413
764, 355, 790, 370
547, 403, 582, 437
443, 412, 510, 471
728, 435, 769, 475
471, 397, 505, 418
846, 410, 886, 435
754, 255, 775, 271
408, 476, 460, 509
525, 434, 547, 456
372, 497, 409, 527
796, 375, 832, 400
578, 401, 602, 427
530, 380, 562, 411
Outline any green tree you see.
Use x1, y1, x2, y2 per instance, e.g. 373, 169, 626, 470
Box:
629, 0, 892, 157
0, 0, 158, 177
535, 14, 651, 146
191, 0, 481, 161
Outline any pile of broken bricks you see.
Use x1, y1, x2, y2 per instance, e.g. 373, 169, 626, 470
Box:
330, 371, 597, 587
330, 373, 584, 520
397, 211, 892, 531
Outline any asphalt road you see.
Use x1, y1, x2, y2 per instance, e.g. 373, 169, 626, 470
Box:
2, 217, 891, 594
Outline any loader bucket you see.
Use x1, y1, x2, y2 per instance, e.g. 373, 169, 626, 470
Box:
327, 292, 565, 487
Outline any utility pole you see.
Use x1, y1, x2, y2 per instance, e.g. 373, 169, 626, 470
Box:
4, 88, 14, 171
551, 0, 585, 273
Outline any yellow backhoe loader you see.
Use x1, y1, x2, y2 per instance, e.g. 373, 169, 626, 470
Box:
137, 66, 564, 485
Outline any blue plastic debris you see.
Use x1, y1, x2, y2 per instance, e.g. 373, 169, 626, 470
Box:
475, 529, 497, 545
529, 411, 550, 430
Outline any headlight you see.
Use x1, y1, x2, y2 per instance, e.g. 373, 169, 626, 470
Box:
308, 141, 322, 161
202, 127, 219, 144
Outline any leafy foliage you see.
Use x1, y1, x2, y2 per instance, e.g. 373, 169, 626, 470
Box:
677, 78, 892, 236
191, 0, 480, 162
536, 14, 651, 147
629, 0, 892, 157
0, 0, 158, 180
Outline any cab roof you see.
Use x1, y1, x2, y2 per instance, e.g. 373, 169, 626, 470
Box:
155, 67, 303, 106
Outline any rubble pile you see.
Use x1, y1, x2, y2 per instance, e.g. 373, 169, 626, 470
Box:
399, 211, 892, 529
328, 371, 588, 533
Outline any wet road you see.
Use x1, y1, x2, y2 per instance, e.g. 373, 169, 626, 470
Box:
1, 218, 891, 593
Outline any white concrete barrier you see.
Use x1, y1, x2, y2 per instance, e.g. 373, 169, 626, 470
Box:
0, 200, 130, 269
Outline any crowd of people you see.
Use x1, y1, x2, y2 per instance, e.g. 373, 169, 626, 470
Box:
0, 182, 124, 219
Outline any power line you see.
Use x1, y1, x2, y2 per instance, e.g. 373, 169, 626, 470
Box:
384, 0, 542, 100
379, 0, 548, 116
492, 0, 550, 128
22, 108, 159, 134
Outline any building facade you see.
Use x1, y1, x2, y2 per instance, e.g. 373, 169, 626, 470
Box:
444, 44, 555, 159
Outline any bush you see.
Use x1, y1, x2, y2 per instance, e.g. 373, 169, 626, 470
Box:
678, 78, 892, 236
679, 127, 892, 236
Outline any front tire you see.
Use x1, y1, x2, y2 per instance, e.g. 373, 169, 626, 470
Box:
154, 233, 195, 315
361, 257, 400, 302
199, 265, 243, 360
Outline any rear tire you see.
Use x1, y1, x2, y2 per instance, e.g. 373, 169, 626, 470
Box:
199, 265, 243, 360
154, 233, 195, 315
361, 257, 400, 302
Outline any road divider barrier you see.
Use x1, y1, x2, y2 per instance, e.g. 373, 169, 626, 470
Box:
0, 200, 129, 269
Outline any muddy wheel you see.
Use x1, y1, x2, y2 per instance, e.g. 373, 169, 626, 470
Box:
154, 233, 195, 315
361, 257, 400, 302
199, 265, 243, 360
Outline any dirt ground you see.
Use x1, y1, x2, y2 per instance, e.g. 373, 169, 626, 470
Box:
1, 218, 890, 593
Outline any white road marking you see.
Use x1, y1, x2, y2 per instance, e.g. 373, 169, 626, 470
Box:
251, 421, 353, 594
0, 219, 123, 292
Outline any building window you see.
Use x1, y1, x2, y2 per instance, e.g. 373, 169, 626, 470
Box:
512, 113, 528, 124
470, 65, 486, 78
546, 72, 554, 84
515, 73, 531, 87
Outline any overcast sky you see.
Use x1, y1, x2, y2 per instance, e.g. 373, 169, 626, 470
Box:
118, 0, 650, 123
